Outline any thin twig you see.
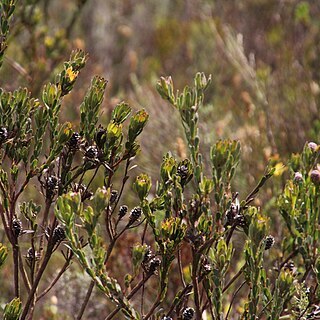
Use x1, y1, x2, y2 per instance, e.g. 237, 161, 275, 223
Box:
105, 274, 153, 320
226, 281, 246, 320
191, 248, 202, 319
257, 297, 274, 319
37, 258, 71, 301
76, 280, 95, 320
13, 242, 20, 297
166, 284, 193, 317
4, 56, 31, 81
18, 249, 31, 292
178, 248, 186, 288
20, 246, 54, 319
223, 265, 244, 293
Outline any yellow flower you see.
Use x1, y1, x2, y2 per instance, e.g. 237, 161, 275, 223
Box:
66, 67, 78, 82
274, 162, 286, 177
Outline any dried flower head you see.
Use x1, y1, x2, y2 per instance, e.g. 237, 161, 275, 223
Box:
182, 307, 195, 320
129, 207, 142, 224
52, 225, 65, 245
12, 218, 22, 237
264, 235, 275, 250
68, 132, 81, 151
46, 176, 60, 198
84, 145, 98, 160
118, 205, 128, 218
110, 190, 118, 204
0, 127, 8, 143
147, 257, 161, 275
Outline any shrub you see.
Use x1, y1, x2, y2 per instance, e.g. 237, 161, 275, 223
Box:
0, 4, 320, 320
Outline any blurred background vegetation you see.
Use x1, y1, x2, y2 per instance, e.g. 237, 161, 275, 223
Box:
0, 0, 319, 318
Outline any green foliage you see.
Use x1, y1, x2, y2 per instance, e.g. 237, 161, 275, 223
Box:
0, 0, 16, 68
0, 3, 319, 318
3, 298, 22, 320
0, 243, 8, 269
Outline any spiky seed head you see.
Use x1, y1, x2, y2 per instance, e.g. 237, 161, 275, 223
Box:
12, 218, 22, 237
265, 235, 275, 250
129, 207, 142, 223
147, 257, 161, 275
52, 225, 65, 244
110, 190, 118, 204
177, 164, 188, 180
0, 127, 8, 143
68, 132, 81, 151
182, 307, 195, 320
118, 205, 128, 218
142, 247, 152, 264
85, 146, 98, 159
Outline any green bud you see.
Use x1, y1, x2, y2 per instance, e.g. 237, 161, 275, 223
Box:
134, 173, 151, 201
128, 109, 149, 143
42, 83, 61, 110
156, 76, 175, 104
111, 102, 132, 124
3, 298, 22, 320
161, 153, 177, 182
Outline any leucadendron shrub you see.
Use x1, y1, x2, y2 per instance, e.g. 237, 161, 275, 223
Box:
1, 8, 320, 320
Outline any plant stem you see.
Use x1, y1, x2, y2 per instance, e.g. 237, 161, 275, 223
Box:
19, 249, 31, 292
225, 281, 246, 320
13, 241, 20, 297
143, 293, 162, 320
37, 257, 71, 301
167, 284, 193, 317
76, 280, 95, 320
36, 199, 52, 273
192, 249, 202, 320
178, 248, 186, 287
105, 274, 152, 320
20, 246, 53, 320
223, 265, 244, 293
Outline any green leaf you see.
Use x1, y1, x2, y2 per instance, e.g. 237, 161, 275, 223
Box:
3, 298, 22, 320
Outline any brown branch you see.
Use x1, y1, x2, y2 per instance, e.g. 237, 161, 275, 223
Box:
105, 273, 153, 320
166, 284, 193, 317
223, 265, 244, 293
13, 241, 20, 297
76, 280, 95, 320
225, 281, 247, 320
20, 245, 54, 319
36, 257, 71, 301
19, 249, 31, 293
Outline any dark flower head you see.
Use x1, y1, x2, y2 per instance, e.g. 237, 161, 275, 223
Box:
0, 127, 8, 143
310, 169, 320, 185
264, 235, 275, 250
182, 307, 195, 320
110, 190, 118, 204
85, 146, 98, 160
118, 205, 128, 218
293, 172, 303, 183
147, 257, 161, 275
12, 218, 22, 237
52, 225, 65, 244
129, 207, 142, 224
68, 132, 81, 151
